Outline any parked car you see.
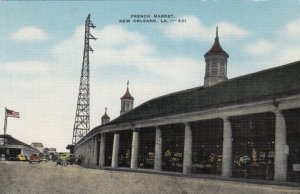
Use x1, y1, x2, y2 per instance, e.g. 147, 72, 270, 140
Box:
29, 154, 40, 163
40, 154, 47, 162
16, 154, 27, 161
68, 154, 77, 165
7, 155, 16, 161
0, 154, 5, 161
56, 153, 69, 166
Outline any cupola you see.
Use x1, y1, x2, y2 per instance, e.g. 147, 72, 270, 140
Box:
204, 27, 229, 87
120, 80, 134, 115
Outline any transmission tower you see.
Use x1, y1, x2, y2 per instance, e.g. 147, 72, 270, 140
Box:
72, 14, 96, 144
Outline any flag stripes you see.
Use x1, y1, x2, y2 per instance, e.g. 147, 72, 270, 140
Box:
6, 109, 20, 118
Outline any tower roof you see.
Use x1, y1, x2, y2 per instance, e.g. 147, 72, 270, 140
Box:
204, 27, 229, 57
121, 81, 134, 100
101, 108, 110, 119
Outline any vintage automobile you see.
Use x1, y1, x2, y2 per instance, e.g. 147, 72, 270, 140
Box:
0, 154, 5, 161
56, 153, 79, 166
29, 154, 40, 163
40, 154, 47, 162
16, 154, 27, 161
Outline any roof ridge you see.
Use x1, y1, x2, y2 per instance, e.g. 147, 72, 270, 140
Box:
224, 60, 300, 85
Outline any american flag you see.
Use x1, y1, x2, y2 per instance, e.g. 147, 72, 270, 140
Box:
6, 109, 20, 118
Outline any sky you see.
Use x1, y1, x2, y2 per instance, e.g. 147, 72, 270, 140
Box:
1, 1, 300, 152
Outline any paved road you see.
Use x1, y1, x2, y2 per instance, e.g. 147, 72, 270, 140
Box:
0, 161, 299, 194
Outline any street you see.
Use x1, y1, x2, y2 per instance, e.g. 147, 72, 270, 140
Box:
0, 161, 299, 194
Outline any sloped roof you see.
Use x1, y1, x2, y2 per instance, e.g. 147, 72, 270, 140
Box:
121, 88, 134, 100
0, 135, 38, 151
102, 112, 110, 119
31, 142, 44, 147
204, 29, 228, 57
107, 61, 300, 125
205, 37, 228, 57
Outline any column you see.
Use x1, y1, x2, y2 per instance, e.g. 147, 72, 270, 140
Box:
94, 137, 99, 165
91, 138, 94, 165
99, 133, 106, 167
89, 138, 94, 165
183, 122, 192, 174
92, 138, 95, 165
274, 110, 287, 182
88, 140, 91, 165
154, 126, 162, 171
222, 117, 232, 177
83, 142, 88, 164
131, 129, 139, 169
111, 132, 120, 168
86, 142, 89, 164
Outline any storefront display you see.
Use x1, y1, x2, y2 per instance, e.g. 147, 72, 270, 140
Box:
162, 125, 184, 172
231, 113, 275, 180
191, 119, 223, 175
138, 128, 155, 169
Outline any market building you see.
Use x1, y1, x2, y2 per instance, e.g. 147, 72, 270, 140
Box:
74, 29, 300, 183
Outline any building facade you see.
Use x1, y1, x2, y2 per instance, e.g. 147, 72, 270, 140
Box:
74, 31, 300, 183
0, 135, 39, 159
30, 142, 44, 153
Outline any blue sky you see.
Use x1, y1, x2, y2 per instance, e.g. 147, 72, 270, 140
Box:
1, 1, 300, 151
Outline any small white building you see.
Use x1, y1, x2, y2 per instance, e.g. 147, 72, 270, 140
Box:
30, 142, 44, 153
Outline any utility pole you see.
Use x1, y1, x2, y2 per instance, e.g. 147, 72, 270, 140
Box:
72, 14, 96, 144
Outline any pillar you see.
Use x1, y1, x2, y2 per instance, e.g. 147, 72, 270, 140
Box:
183, 122, 192, 174
88, 140, 91, 165
85, 141, 90, 165
93, 137, 98, 165
99, 133, 105, 167
154, 126, 162, 171
222, 117, 232, 177
92, 138, 95, 165
91, 138, 95, 165
130, 129, 139, 169
274, 110, 288, 182
111, 132, 120, 168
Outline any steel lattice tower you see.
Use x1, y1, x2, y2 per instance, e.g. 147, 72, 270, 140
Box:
72, 14, 96, 144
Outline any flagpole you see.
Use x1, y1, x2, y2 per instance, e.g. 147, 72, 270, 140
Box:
3, 108, 7, 159
4, 108, 7, 136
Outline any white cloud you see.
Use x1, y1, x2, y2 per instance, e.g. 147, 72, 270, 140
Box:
53, 25, 202, 79
216, 21, 249, 40
11, 26, 48, 41
4, 61, 48, 75
162, 16, 249, 41
247, 40, 276, 55
281, 18, 300, 39
244, 18, 300, 70
53, 25, 154, 66
276, 47, 300, 65
1, 24, 205, 151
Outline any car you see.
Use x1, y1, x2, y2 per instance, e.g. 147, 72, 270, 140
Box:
40, 154, 47, 162
7, 155, 16, 161
29, 154, 40, 163
68, 154, 77, 165
0, 154, 5, 161
58, 153, 70, 161
16, 154, 27, 161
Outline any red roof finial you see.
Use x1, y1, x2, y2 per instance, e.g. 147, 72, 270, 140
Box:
204, 27, 229, 57
121, 80, 134, 100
